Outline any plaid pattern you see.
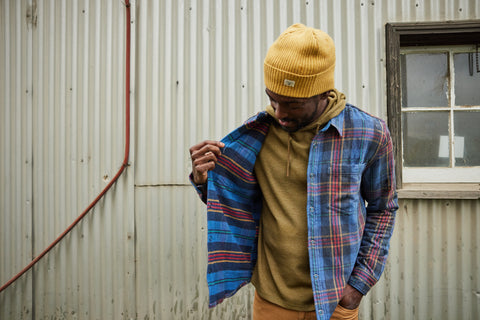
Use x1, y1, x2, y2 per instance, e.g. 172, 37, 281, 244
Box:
191, 105, 398, 320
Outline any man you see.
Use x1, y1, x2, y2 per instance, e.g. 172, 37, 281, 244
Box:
189, 24, 398, 320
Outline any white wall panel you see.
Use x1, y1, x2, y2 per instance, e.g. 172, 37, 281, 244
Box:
134, 0, 480, 185
0, 0, 34, 318
1, 0, 479, 319
134, 0, 480, 319
1, 0, 135, 319
361, 199, 480, 320
134, 186, 254, 319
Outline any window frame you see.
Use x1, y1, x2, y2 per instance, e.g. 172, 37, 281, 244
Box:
385, 20, 480, 199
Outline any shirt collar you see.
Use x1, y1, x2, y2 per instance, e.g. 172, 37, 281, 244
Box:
319, 106, 345, 136
255, 106, 346, 136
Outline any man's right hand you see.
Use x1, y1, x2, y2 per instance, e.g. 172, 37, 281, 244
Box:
189, 140, 225, 185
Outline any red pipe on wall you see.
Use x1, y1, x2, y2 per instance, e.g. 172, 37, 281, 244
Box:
0, 0, 132, 294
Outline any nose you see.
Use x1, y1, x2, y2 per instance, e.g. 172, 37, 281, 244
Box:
274, 104, 289, 119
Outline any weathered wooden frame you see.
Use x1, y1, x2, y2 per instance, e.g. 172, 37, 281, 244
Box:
385, 20, 480, 198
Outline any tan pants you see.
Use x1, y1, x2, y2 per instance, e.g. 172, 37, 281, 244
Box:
253, 291, 359, 320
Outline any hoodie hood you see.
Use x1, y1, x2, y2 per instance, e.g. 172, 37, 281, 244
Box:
265, 89, 346, 176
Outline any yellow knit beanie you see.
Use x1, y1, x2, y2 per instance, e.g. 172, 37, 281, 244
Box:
264, 23, 335, 98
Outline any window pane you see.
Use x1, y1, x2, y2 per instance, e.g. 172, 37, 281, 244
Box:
454, 53, 480, 106
402, 112, 450, 167
401, 53, 448, 108
454, 111, 480, 166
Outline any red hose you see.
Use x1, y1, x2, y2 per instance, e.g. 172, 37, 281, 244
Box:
0, 0, 131, 293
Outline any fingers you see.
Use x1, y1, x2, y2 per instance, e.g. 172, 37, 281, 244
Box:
189, 140, 225, 157
189, 140, 225, 184
338, 284, 363, 309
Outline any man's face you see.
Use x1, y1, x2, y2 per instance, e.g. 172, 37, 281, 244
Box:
265, 88, 329, 132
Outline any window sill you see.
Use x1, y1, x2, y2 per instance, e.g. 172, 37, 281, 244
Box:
397, 183, 480, 199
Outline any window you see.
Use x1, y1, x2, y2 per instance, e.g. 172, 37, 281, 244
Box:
386, 21, 480, 198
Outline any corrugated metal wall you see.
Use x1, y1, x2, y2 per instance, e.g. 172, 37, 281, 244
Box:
0, 0, 136, 319
1, 0, 479, 319
1, 1, 33, 317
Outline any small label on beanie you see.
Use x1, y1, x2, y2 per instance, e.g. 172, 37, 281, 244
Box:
284, 79, 295, 87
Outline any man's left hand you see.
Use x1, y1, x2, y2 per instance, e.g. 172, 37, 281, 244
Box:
338, 284, 363, 310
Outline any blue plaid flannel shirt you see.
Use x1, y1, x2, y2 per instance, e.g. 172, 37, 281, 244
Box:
191, 104, 398, 320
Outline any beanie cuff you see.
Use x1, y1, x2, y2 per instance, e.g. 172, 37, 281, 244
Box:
264, 62, 335, 98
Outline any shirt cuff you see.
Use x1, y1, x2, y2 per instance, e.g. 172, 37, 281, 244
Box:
189, 173, 208, 203
347, 268, 377, 295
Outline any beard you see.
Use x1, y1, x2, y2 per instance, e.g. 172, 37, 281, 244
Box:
278, 105, 320, 132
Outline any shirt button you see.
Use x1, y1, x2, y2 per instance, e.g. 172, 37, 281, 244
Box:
314, 273, 318, 278
319, 309, 323, 315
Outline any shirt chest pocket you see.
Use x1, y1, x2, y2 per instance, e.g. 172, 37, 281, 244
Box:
323, 163, 364, 215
